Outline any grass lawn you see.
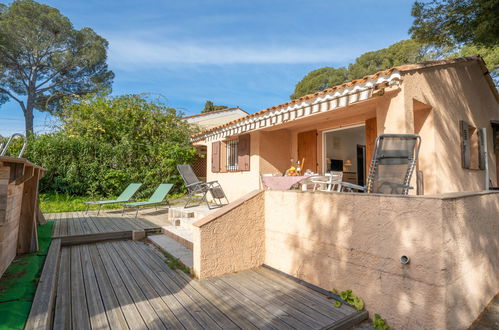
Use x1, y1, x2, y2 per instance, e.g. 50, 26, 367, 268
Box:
0, 222, 53, 330
39, 192, 186, 213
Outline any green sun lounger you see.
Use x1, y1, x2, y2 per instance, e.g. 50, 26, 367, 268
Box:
84, 183, 142, 215
122, 183, 173, 217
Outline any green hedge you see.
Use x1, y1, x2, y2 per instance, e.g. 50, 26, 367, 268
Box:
2, 94, 197, 198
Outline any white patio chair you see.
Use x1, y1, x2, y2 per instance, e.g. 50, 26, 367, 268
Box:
311, 171, 343, 192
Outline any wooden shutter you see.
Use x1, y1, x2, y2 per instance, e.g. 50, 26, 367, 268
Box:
238, 134, 251, 171
460, 120, 471, 169
212, 141, 221, 173
297, 130, 317, 172
478, 128, 486, 170
365, 118, 377, 174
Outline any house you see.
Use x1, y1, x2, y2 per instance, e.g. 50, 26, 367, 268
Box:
184, 106, 248, 130
187, 56, 499, 329
192, 56, 499, 201
185, 107, 248, 180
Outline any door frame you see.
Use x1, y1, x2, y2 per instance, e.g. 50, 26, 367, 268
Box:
321, 123, 365, 175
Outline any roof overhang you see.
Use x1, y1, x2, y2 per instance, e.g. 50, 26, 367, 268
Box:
192, 70, 401, 142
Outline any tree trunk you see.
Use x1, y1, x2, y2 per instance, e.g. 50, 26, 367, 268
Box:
23, 98, 33, 136
25, 89, 34, 135
24, 107, 34, 136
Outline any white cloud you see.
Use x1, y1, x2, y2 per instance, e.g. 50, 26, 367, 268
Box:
108, 37, 359, 68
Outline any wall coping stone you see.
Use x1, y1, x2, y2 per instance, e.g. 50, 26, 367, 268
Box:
192, 189, 263, 228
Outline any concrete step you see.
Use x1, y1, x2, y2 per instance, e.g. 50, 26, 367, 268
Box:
147, 234, 193, 270
161, 225, 193, 250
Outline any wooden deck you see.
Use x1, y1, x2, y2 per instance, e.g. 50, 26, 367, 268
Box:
47, 212, 161, 238
26, 213, 367, 329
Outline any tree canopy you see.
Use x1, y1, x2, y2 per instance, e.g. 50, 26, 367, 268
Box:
201, 100, 228, 113
409, 0, 499, 47
0, 0, 114, 134
290, 39, 431, 99
290, 67, 348, 100
12, 94, 197, 197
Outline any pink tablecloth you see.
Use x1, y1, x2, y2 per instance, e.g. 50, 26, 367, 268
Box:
261, 176, 311, 190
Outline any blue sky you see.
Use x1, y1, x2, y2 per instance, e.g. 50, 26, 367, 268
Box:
0, 0, 418, 135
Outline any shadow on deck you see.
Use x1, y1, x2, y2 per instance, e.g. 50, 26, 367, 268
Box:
25, 213, 367, 329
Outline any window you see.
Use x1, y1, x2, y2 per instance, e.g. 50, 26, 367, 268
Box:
460, 120, 485, 170
226, 139, 239, 171
211, 134, 250, 173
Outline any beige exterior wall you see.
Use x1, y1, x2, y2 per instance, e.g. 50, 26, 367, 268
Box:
201, 61, 498, 201
400, 62, 499, 192
206, 131, 261, 201
263, 190, 499, 330
192, 190, 265, 278
192, 189, 499, 329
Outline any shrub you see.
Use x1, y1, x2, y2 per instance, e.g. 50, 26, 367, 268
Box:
4, 94, 197, 197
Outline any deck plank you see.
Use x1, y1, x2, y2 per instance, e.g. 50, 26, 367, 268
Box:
59, 214, 68, 236
205, 275, 287, 330
121, 243, 202, 329
50, 212, 160, 238
86, 213, 106, 233
33, 222, 365, 330
81, 213, 99, 234
70, 245, 91, 330
80, 244, 110, 330
255, 267, 354, 316
53, 247, 71, 330
87, 245, 132, 330
239, 270, 336, 325
173, 268, 258, 330
77, 212, 93, 235
137, 242, 283, 330
92, 244, 148, 329
107, 241, 185, 329
117, 216, 142, 231
25, 239, 61, 330
136, 242, 254, 330
97, 242, 166, 330
52, 214, 60, 237
218, 273, 315, 329
136, 239, 255, 329
67, 215, 75, 236
245, 269, 348, 320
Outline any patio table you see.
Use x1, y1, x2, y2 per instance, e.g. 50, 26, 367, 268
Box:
261, 175, 313, 190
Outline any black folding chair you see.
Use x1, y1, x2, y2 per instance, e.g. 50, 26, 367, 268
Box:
177, 164, 229, 209
341, 134, 421, 195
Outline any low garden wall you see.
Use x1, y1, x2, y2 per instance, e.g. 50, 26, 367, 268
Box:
192, 189, 499, 329
192, 190, 265, 278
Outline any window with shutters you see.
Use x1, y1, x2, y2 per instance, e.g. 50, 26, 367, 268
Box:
226, 139, 239, 171
460, 120, 483, 170
219, 134, 251, 172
